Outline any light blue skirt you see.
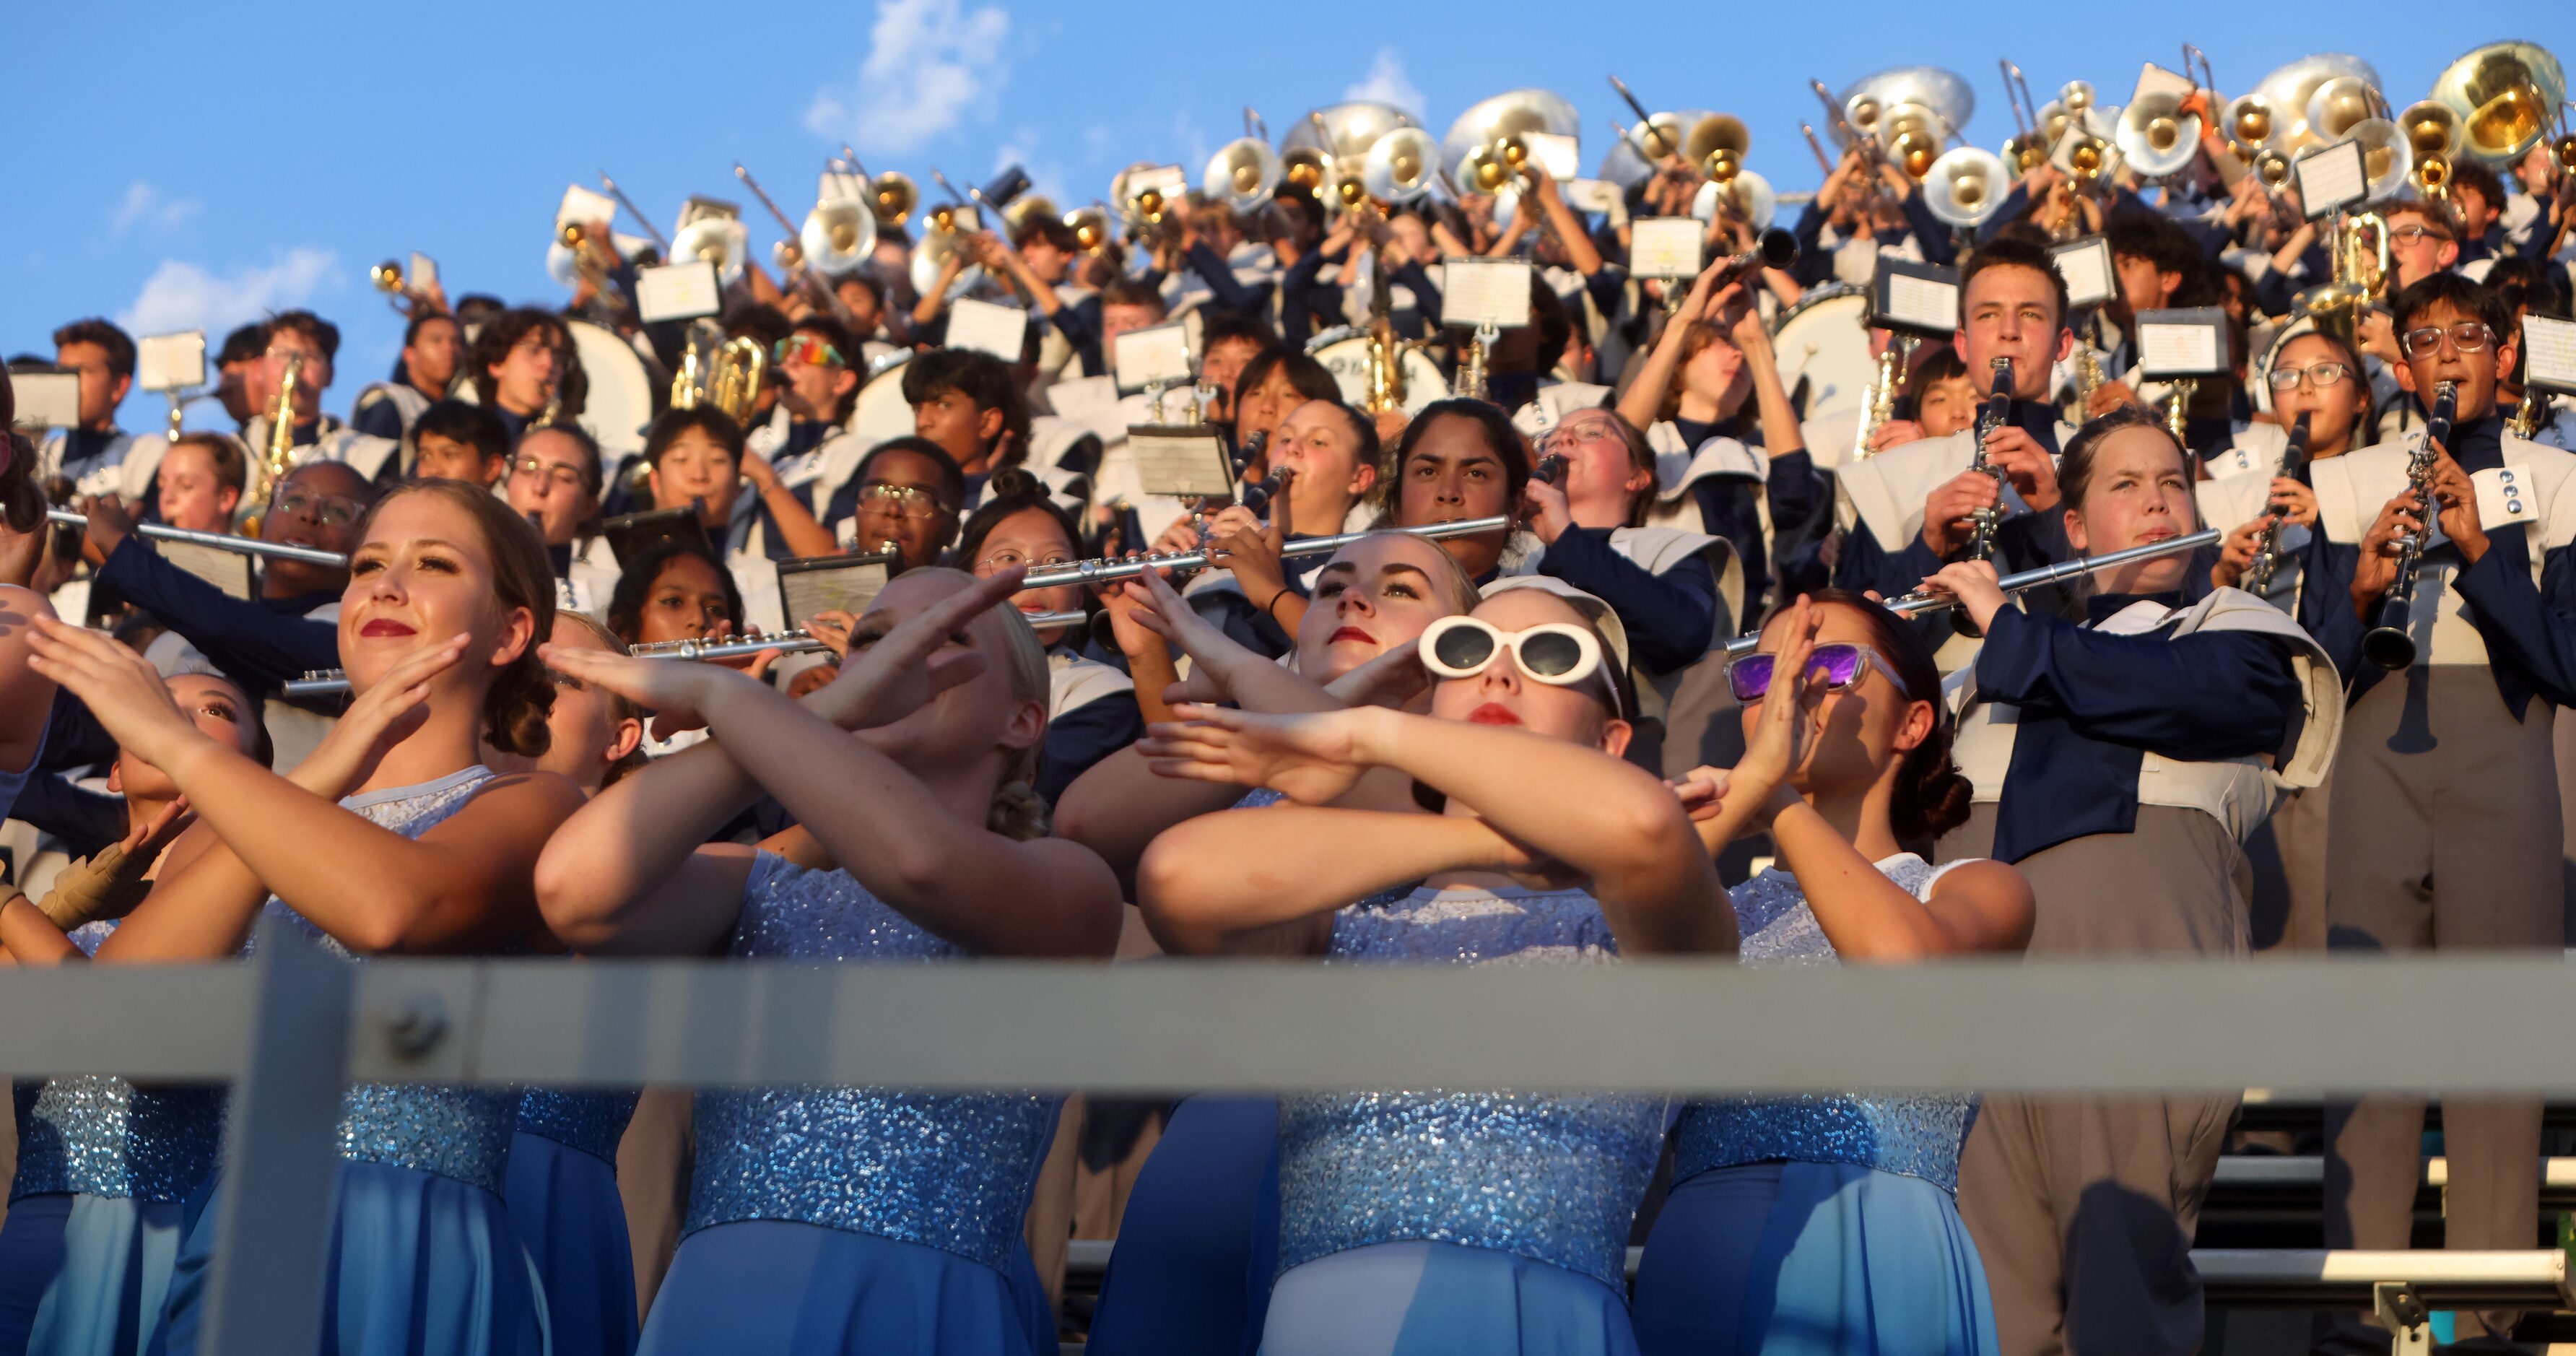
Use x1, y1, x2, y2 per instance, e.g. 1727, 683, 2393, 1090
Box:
635, 1220, 1049, 1356
1084, 1094, 1279, 1356
1630, 1161, 1998, 1356
504, 1132, 636, 1356
157, 1162, 549, 1356
0, 1193, 185, 1356
1260, 1240, 1638, 1356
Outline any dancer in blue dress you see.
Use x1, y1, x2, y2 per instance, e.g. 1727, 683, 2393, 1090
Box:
533, 565, 1124, 1356
0, 672, 266, 1356
1136, 580, 1737, 1356
40, 479, 585, 1356
492, 612, 648, 1356
1630, 593, 2034, 1355
1060, 534, 1478, 1356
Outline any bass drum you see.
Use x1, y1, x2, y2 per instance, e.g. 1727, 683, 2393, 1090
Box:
567, 320, 653, 461
1306, 326, 1450, 416
1770, 284, 1876, 432
849, 352, 917, 445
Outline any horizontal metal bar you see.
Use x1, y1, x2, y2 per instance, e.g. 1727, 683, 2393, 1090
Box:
16, 957, 2576, 1096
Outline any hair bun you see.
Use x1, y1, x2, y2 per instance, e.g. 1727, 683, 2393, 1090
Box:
1900, 759, 1975, 843
986, 466, 1043, 500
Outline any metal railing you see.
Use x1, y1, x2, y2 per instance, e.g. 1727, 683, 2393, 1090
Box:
10, 923, 2576, 1352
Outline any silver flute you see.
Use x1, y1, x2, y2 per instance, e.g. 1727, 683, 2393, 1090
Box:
1723, 529, 2223, 656
1018, 516, 1513, 590
46, 510, 349, 568
281, 611, 1090, 697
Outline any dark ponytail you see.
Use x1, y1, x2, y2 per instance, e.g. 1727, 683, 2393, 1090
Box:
1772, 588, 1972, 841
0, 370, 42, 535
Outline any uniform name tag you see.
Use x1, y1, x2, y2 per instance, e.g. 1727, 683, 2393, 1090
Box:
2474, 464, 2538, 529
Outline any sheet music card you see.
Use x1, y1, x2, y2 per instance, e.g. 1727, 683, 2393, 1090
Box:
14, 373, 78, 429
137, 331, 206, 392
2294, 139, 2367, 220
1129, 165, 1188, 201
1562, 178, 1622, 214
2131, 63, 2194, 107
635, 261, 723, 323
1441, 259, 1533, 329
778, 552, 895, 626
946, 298, 1030, 362
2049, 237, 2116, 310
1871, 258, 1960, 339
2135, 308, 2232, 378
555, 184, 617, 232
2523, 315, 2576, 396
1629, 217, 1705, 280
1524, 132, 1580, 180
1113, 323, 1194, 392
1127, 427, 1237, 500
158, 540, 254, 600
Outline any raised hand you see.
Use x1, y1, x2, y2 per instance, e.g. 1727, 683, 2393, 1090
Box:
1139, 703, 1378, 804
298, 634, 470, 797
25, 617, 203, 770
802, 565, 1027, 729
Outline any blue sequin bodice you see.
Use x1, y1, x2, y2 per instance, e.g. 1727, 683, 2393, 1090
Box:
258, 766, 521, 1195
1276, 885, 1666, 1290
12, 1078, 223, 1204
683, 853, 1057, 1271
515, 1089, 640, 1165
1672, 854, 1979, 1194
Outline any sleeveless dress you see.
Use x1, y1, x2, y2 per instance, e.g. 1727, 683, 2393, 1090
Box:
1258, 883, 1666, 1356
507, 1090, 641, 1356
159, 766, 551, 1356
0, 920, 224, 1356
1631, 853, 1998, 1356
632, 853, 1061, 1356
1089, 788, 1422, 1356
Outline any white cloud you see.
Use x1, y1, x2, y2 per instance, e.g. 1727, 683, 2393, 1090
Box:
110, 181, 201, 235
805, 0, 1011, 155
1342, 48, 1423, 116
116, 248, 339, 338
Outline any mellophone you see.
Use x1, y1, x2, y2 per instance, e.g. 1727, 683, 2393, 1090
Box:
45, 510, 350, 568
280, 611, 1095, 697
1720, 528, 2224, 657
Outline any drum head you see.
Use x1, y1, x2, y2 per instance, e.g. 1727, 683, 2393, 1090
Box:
850, 352, 917, 443
1770, 286, 1876, 424
1310, 334, 1452, 415
567, 321, 652, 457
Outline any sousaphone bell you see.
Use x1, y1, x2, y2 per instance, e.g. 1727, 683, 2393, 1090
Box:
1923, 146, 2013, 228
1362, 127, 1438, 205
2117, 91, 2203, 179
2429, 40, 2566, 164
799, 198, 877, 277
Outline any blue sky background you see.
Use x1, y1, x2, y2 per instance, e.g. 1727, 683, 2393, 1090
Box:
5, 0, 2558, 427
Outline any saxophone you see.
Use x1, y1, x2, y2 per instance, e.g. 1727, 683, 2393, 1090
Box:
2074, 344, 2105, 419
1853, 345, 1900, 459
261, 352, 304, 500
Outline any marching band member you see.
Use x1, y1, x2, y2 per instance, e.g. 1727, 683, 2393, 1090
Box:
1520, 403, 1736, 673
492, 612, 646, 1356
2448, 160, 2510, 271
532, 567, 1123, 1356
835, 437, 965, 573
2300, 273, 2576, 1353
1634, 592, 2032, 1355
0, 671, 267, 1356
951, 484, 1141, 804
150, 433, 249, 535
1922, 407, 2338, 1356
58, 479, 583, 1356
741, 318, 865, 559
892, 349, 1032, 509
2071, 213, 2200, 422
242, 312, 346, 456
1383, 398, 1530, 585
464, 310, 571, 445
404, 400, 510, 487
1196, 311, 1275, 431
635, 407, 830, 630
1228, 348, 1341, 458
985, 216, 1105, 380
1157, 396, 1383, 654
502, 423, 617, 614
605, 538, 745, 653
1135, 579, 1734, 1356
1834, 240, 2081, 621
350, 311, 464, 441
1074, 532, 1480, 1355
38, 321, 147, 497
0, 401, 55, 825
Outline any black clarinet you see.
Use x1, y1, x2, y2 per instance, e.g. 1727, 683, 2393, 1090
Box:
2245, 412, 2312, 597
2361, 382, 2458, 671
1965, 357, 2013, 564
1533, 454, 1567, 486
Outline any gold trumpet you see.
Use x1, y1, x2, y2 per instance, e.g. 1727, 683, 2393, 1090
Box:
669, 329, 770, 427
1462, 134, 1531, 193
370, 260, 415, 316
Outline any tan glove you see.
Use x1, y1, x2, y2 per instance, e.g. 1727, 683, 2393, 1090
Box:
34, 841, 154, 930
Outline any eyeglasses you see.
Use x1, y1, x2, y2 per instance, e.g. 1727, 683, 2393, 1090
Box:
1418, 615, 1618, 713
2389, 224, 2453, 246
510, 456, 588, 490
2267, 361, 2354, 391
1723, 643, 1904, 705
973, 547, 1075, 575
2401, 322, 2494, 357
774, 335, 848, 369
271, 489, 362, 528
856, 482, 953, 520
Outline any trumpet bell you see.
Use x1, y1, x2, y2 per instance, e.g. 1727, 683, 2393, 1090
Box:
1438, 89, 1579, 195
1462, 137, 1526, 194
2416, 151, 2456, 196
1362, 127, 1438, 204
2305, 75, 2384, 145
370, 261, 404, 294
1204, 138, 1285, 211
1689, 168, 1776, 232
2118, 91, 2204, 178
869, 173, 918, 228
672, 216, 749, 288
1599, 107, 1720, 188
1923, 146, 2013, 228
1840, 66, 1975, 144
2429, 40, 2567, 164
799, 198, 878, 277
1285, 101, 1423, 163
1281, 146, 1333, 199
2224, 92, 2281, 157
2255, 149, 2294, 188
2344, 118, 2414, 201
2399, 100, 2467, 160
1065, 207, 1111, 253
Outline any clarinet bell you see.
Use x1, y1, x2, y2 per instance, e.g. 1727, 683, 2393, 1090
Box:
2360, 600, 2416, 671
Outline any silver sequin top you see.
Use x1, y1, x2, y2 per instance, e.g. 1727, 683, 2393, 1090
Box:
1672, 853, 1980, 1194
515, 1089, 640, 1166
12, 920, 225, 1204
682, 853, 1058, 1270
1276, 884, 1666, 1290
256, 766, 521, 1196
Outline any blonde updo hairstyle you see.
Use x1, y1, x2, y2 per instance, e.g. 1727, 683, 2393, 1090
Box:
899, 567, 1054, 841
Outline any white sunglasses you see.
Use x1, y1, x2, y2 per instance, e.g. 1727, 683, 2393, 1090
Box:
1417, 616, 1620, 714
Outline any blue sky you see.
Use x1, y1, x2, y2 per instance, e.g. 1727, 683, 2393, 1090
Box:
6, 0, 2557, 427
